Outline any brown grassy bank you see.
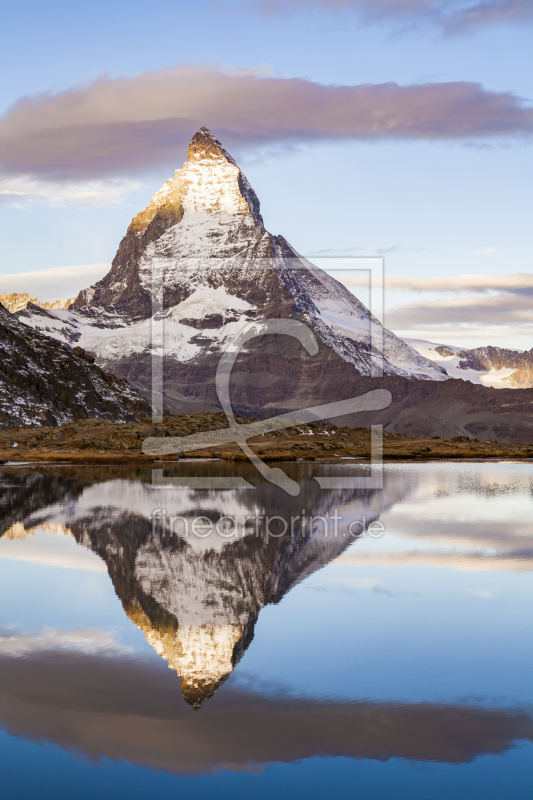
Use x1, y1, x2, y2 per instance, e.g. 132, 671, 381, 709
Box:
1, 413, 533, 465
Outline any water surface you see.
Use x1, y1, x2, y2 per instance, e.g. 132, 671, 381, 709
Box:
1, 461, 532, 799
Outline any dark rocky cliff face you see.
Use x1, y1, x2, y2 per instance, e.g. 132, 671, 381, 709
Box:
0, 303, 150, 430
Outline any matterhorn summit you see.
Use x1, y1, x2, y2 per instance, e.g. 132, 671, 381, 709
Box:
19, 127, 446, 415
72, 127, 268, 320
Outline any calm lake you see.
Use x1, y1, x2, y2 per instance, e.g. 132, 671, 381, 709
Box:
0, 460, 532, 799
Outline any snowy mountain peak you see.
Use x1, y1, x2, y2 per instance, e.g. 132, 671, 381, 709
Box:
130, 127, 263, 235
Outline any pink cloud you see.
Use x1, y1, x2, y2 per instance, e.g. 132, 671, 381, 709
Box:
387, 292, 533, 329
1, 66, 531, 181
229, 0, 533, 32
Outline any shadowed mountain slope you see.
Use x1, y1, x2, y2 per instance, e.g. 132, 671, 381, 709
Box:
0, 303, 150, 429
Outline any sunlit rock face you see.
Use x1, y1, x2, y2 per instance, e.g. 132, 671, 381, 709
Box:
0, 293, 76, 313
128, 127, 263, 232
127, 602, 245, 709
504, 348, 533, 388
0, 464, 415, 708
72, 128, 269, 321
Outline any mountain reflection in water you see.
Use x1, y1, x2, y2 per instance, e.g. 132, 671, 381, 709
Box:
1, 462, 412, 708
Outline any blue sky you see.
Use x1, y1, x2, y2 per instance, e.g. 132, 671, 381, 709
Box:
0, 0, 532, 347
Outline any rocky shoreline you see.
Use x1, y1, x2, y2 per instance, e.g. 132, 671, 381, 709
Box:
1, 412, 532, 465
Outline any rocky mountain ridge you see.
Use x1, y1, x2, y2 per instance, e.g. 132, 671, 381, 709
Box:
1, 292, 77, 314
456, 345, 522, 372
504, 349, 533, 388
406, 338, 532, 389
0, 302, 150, 429
446, 344, 533, 389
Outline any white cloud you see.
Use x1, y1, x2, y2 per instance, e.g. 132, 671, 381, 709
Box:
0, 627, 132, 657
335, 551, 533, 572
337, 272, 533, 293
0, 175, 139, 207
330, 274, 533, 348
0, 263, 110, 302
0, 526, 108, 571
387, 292, 533, 329
403, 326, 532, 349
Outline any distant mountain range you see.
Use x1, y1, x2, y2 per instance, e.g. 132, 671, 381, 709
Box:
0, 292, 76, 314
405, 339, 533, 389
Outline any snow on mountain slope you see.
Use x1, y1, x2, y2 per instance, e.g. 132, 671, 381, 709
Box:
0, 302, 150, 429
16, 128, 446, 414
403, 338, 522, 388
